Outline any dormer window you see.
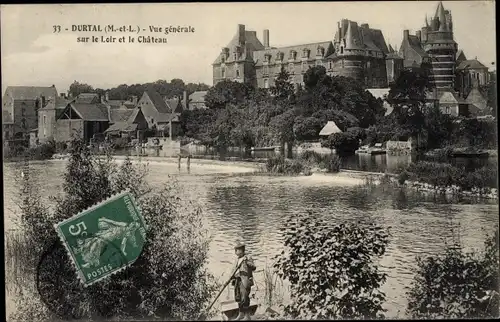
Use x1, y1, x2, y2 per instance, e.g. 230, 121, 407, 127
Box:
221, 68, 225, 78
316, 46, 325, 57
236, 70, 240, 77
328, 61, 333, 70
302, 48, 310, 59
292, 50, 297, 60
264, 53, 271, 63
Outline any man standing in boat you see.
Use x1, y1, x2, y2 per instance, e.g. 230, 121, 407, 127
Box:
231, 242, 256, 320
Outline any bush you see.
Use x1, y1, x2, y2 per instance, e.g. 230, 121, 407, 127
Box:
297, 151, 341, 173
8, 138, 217, 321
398, 170, 410, 185
27, 140, 56, 160
406, 230, 499, 319
321, 131, 360, 155
265, 155, 305, 175
274, 212, 390, 319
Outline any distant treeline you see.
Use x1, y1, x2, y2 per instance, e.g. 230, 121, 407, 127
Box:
68, 79, 211, 100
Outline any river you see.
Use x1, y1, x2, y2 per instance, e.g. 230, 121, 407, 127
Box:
3, 159, 499, 319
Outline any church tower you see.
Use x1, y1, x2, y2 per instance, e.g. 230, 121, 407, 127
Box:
423, 1, 458, 91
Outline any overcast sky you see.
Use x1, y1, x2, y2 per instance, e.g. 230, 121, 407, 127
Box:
1, 1, 496, 94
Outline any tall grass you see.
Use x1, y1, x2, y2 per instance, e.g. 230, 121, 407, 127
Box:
261, 261, 285, 308
4, 232, 35, 295
299, 151, 341, 173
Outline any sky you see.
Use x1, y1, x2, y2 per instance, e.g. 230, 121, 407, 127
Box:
1, 1, 496, 95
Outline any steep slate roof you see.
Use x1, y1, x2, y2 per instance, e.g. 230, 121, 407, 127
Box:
439, 91, 465, 105
400, 35, 428, 68
456, 50, 467, 63
41, 96, 70, 110
75, 93, 100, 104
144, 90, 170, 114
4, 86, 57, 100
189, 91, 207, 103
457, 59, 488, 70
212, 30, 265, 65
68, 103, 109, 121
319, 121, 342, 136
156, 112, 180, 123
465, 87, 487, 111
165, 98, 183, 113
254, 41, 332, 67
105, 122, 138, 133
109, 109, 134, 123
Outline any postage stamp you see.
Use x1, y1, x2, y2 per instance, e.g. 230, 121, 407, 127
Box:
54, 191, 147, 286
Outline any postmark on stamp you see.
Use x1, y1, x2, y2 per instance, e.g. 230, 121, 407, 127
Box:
54, 190, 147, 286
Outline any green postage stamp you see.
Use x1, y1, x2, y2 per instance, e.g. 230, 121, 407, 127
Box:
55, 191, 147, 286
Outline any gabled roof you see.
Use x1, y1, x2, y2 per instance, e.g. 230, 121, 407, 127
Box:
319, 121, 342, 136
110, 109, 134, 123
457, 59, 488, 70
105, 122, 138, 133
456, 50, 467, 62
439, 91, 465, 105
253, 41, 332, 67
165, 98, 183, 113
41, 96, 70, 110
189, 91, 207, 103
144, 90, 170, 114
156, 112, 179, 123
74, 93, 100, 104
465, 87, 487, 110
4, 86, 58, 100
67, 103, 109, 121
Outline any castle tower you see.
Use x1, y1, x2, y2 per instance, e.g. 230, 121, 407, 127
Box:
424, 1, 458, 91
333, 20, 365, 82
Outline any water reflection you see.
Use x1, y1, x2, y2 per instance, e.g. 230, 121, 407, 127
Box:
3, 160, 498, 318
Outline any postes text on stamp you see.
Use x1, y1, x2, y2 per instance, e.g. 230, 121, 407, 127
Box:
54, 191, 147, 286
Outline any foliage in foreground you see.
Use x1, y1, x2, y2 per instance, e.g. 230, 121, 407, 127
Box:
273, 212, 390, 319
406, 230, 499, 319
9, 137, 217, 321
299, 150, 341, 173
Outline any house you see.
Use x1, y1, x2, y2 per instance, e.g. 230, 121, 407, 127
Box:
105, 106, 147, 139
136, 90, 181, 138
101, 92, 138, 109
319, 121, 342, 136
438, 91, 469, 117
465, 85, 488, 115
52, 94, 109, 142
2, 85, 58, 142
188, 91, 208, 110
38, 96, 70, 143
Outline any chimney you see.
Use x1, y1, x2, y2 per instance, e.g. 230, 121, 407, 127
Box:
183, 90, 187, 109
132, 95, 138, 105
105, 91, 109, 102
237, 24, 245, 45
403, 30, 409, 40
106, 105, 112, 122
416, 30, 421, 41
263, 29, 270, 48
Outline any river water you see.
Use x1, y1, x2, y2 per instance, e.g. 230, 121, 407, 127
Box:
4, 159, 499, 319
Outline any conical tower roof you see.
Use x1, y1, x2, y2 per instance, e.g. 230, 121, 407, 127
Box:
388, 44, 395, 53
344, 21, 363, 50
435, 1, 447, 31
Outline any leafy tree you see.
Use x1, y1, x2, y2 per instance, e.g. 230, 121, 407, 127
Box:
321, 131, 360, 154
406, 230, 499, 319
386, 69, 431, 147
68, 81, 95, 97
9, 138, 217, 321
204, 80, 253, 109
274, 212, 389, 319
271, 66, 295, 102
293, 116, 322, 142
480, 73, 497, 118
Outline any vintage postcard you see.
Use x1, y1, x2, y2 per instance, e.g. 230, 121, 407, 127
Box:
2, 1, 498, 321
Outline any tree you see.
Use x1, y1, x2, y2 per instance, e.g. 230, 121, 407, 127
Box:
293, 116, 322, 142
9, 138, 217, 321
204, 80, 253, 109
271, 66, 295, 102
321, 131, 360, 154
386, 69, 431, 148
68, 81, 95, 97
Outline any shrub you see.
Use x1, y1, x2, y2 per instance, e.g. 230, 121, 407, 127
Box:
406, 230, 499, 319
398, 170, 410, 185
265, 155, 305, 175
27, 140, 56, 160
299, 151, 341, 173
321, 131, 360, 154
8, 138, 217, 321
274, 212, 390, 319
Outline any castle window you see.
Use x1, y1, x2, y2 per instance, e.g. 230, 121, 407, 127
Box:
340, 46, 344, 54
289, 63, 295, 74
233, 53, 237, 60
236, 70, 240, 77
328, 61, 333, 70
342, 59, 344, 68
264, 79, 269, 89
43, 115, 47, 136
221, 68, 225, 78
302, 61, 307, 72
